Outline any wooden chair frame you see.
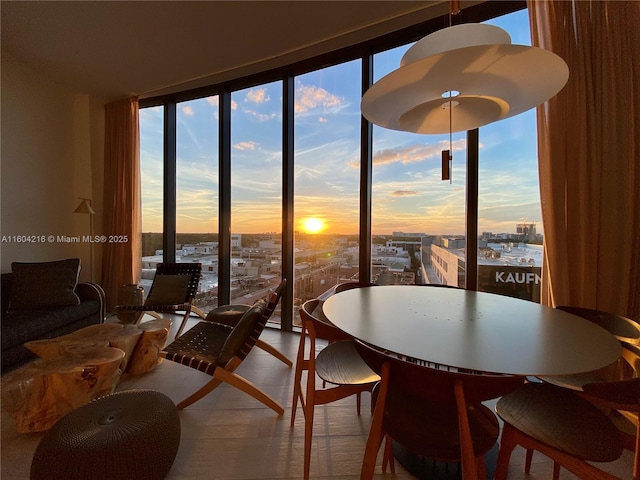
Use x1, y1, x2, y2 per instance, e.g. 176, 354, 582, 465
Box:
556, 306, 640, 346
495, 382, 627, 480
334, 281, 378, 293
160, 279, 287, 414
526, 307, 640, 480
194, 279, 292, 367
115, 262, 202, 338
292, 299, 378, 479
355, 340, 524, 480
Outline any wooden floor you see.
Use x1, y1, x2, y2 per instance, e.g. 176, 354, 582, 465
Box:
1, 314, 634, 479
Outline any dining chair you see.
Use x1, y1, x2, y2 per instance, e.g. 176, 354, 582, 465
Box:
159, 288, 286, 414
115, 262, 202, 338
306, 281, 378, 392
196, 278, 292, 367
334, 281, 378, 293
496, 341, 640, 480
418, 282, 461, 288
525, 307, 640, 479
354, 339, 524, 480
291, 298, 380, 480
556, 306, 640, 345
495, 382, 626, 480
533, 307, 639, 393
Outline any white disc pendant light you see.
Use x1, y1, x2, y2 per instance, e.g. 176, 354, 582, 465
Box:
361, 23, 569, 134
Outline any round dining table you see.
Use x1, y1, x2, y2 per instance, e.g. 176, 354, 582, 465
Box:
322, 285, 621, 376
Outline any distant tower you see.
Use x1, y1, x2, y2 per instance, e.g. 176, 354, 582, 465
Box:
516, 219, 536, 242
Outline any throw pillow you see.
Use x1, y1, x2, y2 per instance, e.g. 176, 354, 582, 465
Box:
145, 274, 192, 306
10, 258, 81, 310
219, 299, 267, 364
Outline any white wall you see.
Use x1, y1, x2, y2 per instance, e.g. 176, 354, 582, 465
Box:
1, 51, 105, 282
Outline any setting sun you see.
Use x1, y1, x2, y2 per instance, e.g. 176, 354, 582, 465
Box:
303, 217, 325, 234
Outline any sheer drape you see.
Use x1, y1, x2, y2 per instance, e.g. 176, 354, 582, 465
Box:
528, 0, 640, 319
101, 97, 141, 311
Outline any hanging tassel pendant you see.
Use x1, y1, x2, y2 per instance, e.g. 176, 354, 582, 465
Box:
442, 150, 451, 182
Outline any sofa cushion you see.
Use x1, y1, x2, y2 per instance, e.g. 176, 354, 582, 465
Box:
0, 300, 100, 352
1, 273, 12, 314
145, 274, 191, 306
9, 259, 81, 310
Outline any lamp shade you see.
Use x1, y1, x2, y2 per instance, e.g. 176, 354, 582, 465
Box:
361, 23, 569, 134
74, 198, 95, 215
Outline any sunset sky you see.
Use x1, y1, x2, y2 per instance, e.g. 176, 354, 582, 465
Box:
140, 9, 542, 237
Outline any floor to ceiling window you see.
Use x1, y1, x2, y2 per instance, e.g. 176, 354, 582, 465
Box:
368, 7, 542, 300
477, 9, 542, 302
139, 105, 165, 295
175, 96, 219, 310
230, 82, 283, 319
372, 44, 468, 287
139, 98, 220, 308
138, 2, 534, 328
293, 60, 362, 324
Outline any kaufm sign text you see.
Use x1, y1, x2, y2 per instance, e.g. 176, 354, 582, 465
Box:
495, 271, 541, 285
478, 266, 542, 303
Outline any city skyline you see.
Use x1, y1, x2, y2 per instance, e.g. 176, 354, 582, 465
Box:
140, 9, 543, 237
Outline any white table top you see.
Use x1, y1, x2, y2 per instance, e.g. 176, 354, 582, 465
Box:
322, 285, 621, 377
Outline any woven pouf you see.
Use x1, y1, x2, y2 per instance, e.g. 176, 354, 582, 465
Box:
31, 389, 180, 480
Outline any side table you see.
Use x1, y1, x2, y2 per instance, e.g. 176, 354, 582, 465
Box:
1, 347, 125, 433
25, 323, 143, 371
25, 319, 172, 375
127, 318, 172, 374
2, 320, 173, 434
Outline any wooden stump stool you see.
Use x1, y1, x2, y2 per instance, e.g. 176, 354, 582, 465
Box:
127, 318, 172, 374
30, 389, 181, 480
25, 323, 143, 371
1, 347, 125, 433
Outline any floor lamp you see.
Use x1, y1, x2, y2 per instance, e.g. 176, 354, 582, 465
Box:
74, 198, 95, 282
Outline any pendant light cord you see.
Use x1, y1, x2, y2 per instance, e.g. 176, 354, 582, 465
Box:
447, 0, 460, 184
449, 93, 453, 184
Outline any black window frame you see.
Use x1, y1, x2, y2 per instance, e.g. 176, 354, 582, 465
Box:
139, 1, 526, 330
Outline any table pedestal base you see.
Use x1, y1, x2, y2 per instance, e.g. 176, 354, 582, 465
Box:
392, 440, 499, 480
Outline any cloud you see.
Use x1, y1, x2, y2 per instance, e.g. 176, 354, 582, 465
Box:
246, 88, 270, 104
139, 106, 163, 120
295, 84, 344, 114
373, 139, 467, 166
234, 141, 258, 151
391, 190, 418, 197
244, 109, 277, 122
318, 117, 328, 123
181, 106, 194, 116
206, 96, 238, 110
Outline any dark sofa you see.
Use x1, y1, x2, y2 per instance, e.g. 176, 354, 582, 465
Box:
1, 259, 105, 372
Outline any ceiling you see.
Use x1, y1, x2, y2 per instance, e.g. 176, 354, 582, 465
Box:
1, 1, 455, 102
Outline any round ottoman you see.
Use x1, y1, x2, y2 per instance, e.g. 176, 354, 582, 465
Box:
205, 304, 250, 327
31, 389, 180, 480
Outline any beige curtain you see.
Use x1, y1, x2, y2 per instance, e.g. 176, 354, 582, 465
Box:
101, 97, 141, 311
528, 0, 640, 319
